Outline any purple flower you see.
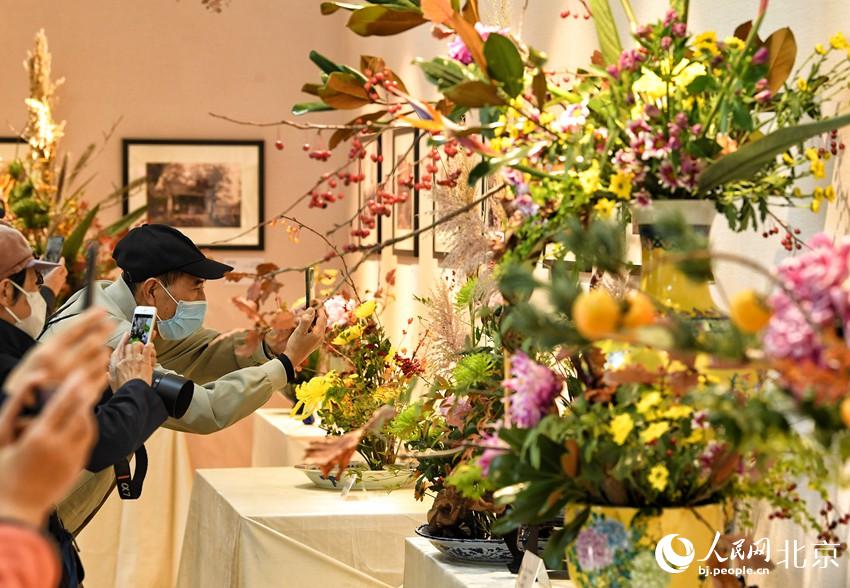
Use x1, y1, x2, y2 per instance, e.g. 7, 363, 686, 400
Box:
659, 161, 678, 190
755, 89, 773, 104
576, 528, 613, 571
617, 49, 646, 73
672, 22, 687, 37
764, 234, 850, 364
753, 46, 770, 65
503, 351, 562, 428
634, 190, 652, 207
663, 9, 679, 26
513, 194, 539, 218
448, 23, 505, 65
477, 430, 508, 476
661, 35, 673, 50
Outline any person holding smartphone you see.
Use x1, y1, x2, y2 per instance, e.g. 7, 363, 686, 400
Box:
42, 224, 327, 538
0, 225, 168, 587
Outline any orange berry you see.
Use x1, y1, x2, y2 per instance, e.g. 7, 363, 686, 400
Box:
729, 290, 772, 333
622, 291, 656, 329
841, 398, 850, 429
573, 289, 621, 340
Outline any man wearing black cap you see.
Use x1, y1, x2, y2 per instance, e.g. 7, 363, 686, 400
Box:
42, 224, 327, 536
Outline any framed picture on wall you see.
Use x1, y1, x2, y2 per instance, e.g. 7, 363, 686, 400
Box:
358, 135, 382, 253
391, 129, 419, 257
123, 139, 264, 250
0, 137, 26, 168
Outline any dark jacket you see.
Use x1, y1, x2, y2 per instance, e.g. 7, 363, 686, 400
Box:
0, 317, 168, 586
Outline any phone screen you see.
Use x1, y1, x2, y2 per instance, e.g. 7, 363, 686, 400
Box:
45, 236, 64, 263
129, 313, 154, 344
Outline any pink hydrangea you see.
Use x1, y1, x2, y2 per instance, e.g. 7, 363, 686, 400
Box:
448, 23, 506, 65
503, 351, 562, 428
323, 295, 355, 328
764, 234, 850, 364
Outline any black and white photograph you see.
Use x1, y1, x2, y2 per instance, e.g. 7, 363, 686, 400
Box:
123, 139, 264, 249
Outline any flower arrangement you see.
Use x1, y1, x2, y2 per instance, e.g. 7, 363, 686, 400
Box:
293, 295, 424, 470
0, 30, 146, 292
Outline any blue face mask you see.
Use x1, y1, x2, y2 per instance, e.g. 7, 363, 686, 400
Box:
156, 280, 207, 340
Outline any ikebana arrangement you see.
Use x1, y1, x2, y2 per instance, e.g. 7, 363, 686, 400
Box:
209, 0, 850, 584
0, 30, 146, 293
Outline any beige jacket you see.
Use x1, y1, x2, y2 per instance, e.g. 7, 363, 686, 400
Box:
41, 279, 289, 534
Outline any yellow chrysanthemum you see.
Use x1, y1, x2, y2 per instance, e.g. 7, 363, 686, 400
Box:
663, 405, 694, 420
805, 147, 820, 161
723, 37, 745, 52
673, 59, 706, 89
816, 43, 828, 55
633, 68, 667, 100
319, 269, 338, 286
637, 391, 662, 414
648, 464, 669, 492
640, 421, 671, 443
831, 32, 848, 50
609, 171, 634, 200
354, 299, 377, 320
782, 153, 795, 165
826, 185, 837, 202
684, 428, 705, 445
610, 413, 635, 445
292, 371, 338, 418
693, 32, 720, 56
594, 198, 616, 219
579, 160, 601, 194
332, 324, 363, 345
812, 197, 822, 213
797, 78, 809, 92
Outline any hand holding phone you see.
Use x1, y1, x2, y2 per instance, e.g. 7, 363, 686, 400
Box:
44, 236, 65, 263
129, 306, 157, 345
82, 243, 99, 310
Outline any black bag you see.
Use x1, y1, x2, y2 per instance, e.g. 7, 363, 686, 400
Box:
48, 513, 85, 588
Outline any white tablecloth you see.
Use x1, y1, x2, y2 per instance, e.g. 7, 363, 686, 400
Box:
250, 408, 326, 467
403, 537, 575, 588
176, 467, 429, 588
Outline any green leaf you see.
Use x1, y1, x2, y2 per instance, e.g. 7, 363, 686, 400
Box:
731, 100, 754, 132
292, 101, 335, 115
320, 1, 362, 15
686, 75, 718, 94
102, 205, 147, 237
309, 50, 344, 75
416, 57, 468, 90
483, 33, 524, 98
452, 353, 496, 389
588, 0, 622, 65
444, 80, 505, 107
467, 144, 537, 185
698, 111, 850, 193
347, 5, 427, 36
62, 204, 100, 264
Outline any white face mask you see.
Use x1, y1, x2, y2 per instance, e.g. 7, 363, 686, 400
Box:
5, 281, 47, 339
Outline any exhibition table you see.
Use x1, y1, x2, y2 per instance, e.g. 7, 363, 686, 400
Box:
176, 467, 429, 587
250, 408, 326, 467
403, 537, 575, 588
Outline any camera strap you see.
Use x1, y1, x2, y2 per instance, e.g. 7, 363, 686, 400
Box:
113, 446, 148, 500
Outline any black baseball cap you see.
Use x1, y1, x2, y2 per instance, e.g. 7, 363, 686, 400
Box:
113, 224, 234, 282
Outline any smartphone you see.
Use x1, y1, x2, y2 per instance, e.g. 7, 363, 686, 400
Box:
305, 267, 314, 309
82, 242, 98, 309
44, 236, 64, 263
129, 306, 157, 344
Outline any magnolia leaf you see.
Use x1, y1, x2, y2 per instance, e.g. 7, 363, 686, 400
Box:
416, 56, 468, 90
360, 54, 385, 75
462, 0, 479, 24
483, 33, 524, 98
588, 0, 622, 65
292, 101, 335, 115
765, 27, 797, 92
698, 111, 850, 192
301, 83, 322, 97
309, 50, 344, 74
444, 80, 504, 107
347, 5, 427, 37
421, 0, 454, 24
318, 71, 371, 109
329, 110, 387, 149
255, 262, 279, 275
320, 1, 362, 15
733, 21, 764, 46
532, 70, 547, 110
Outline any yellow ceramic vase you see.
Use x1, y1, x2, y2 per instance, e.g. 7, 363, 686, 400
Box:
564, 503, 728, 588
632, 200, 719, 316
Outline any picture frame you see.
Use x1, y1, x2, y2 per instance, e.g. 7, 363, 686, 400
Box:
430, 146, 455, 260
391, 129, 419, 257
0, 137, 26, 168
358, 135, 382, 253
123, 139, 265, 250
